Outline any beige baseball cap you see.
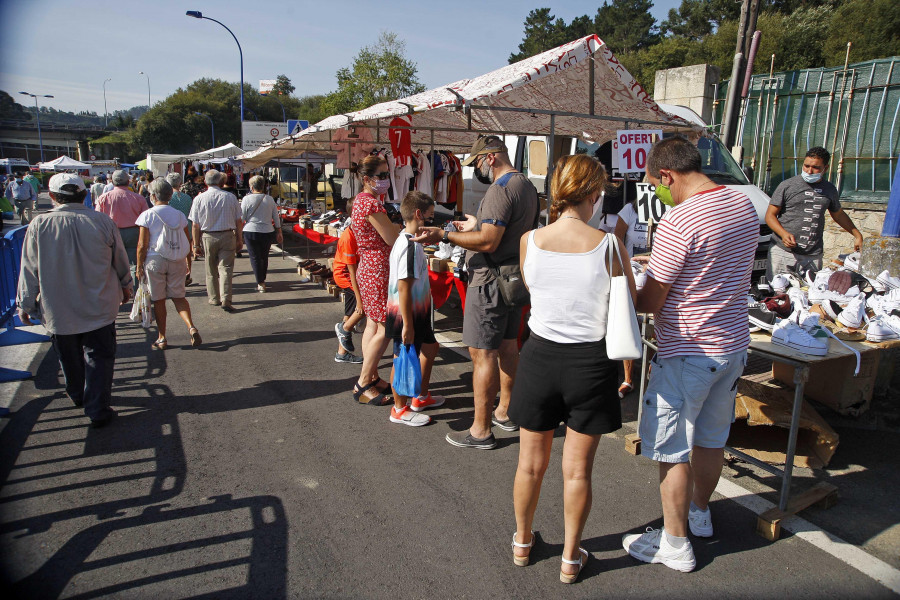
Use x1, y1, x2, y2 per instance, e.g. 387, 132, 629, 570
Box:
460, 135, 508, 166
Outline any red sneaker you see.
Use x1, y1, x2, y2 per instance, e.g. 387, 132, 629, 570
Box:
408, 394, 446, 412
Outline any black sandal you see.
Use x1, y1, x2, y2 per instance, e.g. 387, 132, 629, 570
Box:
373, 377, 391, 393
353, 381, 392, 406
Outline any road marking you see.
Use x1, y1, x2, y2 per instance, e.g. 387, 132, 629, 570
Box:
715, 477, 900, 594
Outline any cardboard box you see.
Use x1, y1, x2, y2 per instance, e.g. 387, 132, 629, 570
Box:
313, 223, 328, 234
328, 226, 339, 238
772, 351, 880, 416
429, 257, 449, 272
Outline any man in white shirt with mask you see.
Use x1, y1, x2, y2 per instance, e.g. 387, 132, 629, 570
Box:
765, 146, 863, 279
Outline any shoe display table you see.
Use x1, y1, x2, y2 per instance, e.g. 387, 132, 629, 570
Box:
633, 315, 898, 540
292, 224, 339, 246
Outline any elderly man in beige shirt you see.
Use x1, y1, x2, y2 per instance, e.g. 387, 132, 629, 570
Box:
17, 173, 132, 429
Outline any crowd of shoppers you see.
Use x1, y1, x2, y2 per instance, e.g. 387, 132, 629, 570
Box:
13, 135, 779, 584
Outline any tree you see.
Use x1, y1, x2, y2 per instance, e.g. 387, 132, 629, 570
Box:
594, 0, 659, 54
509, 9, 566, 63
273, 74, 295, 96
0, 91, 32, 121
824, 0, 900, 66
508, 10, 598, 64
322, 32, 425, 115
661, 0, 740, 40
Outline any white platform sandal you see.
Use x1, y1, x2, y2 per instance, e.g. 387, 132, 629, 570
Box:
512, 530, 535, 567
560, 547, 589, 584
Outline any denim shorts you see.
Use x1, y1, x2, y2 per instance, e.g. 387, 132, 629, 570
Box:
639, 350, 747, 463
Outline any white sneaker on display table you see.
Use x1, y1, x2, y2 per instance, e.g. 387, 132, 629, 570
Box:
772, 320, 829, 356
837, 293, 866, 329
866, 314, 900, 342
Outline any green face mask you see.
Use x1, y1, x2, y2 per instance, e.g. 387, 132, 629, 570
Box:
654, 184, 675, 207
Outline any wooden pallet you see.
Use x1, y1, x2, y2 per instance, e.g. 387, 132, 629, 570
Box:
756, 482, 839, 541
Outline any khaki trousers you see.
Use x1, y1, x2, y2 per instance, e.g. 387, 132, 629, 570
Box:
202, 230, 236, 305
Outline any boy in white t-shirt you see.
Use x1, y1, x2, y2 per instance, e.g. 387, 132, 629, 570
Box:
385, 191, 443, 427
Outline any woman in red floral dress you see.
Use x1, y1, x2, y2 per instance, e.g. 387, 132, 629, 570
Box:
352, 155, 399, 405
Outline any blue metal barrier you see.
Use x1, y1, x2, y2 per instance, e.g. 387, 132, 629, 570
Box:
0, 225, 49, 383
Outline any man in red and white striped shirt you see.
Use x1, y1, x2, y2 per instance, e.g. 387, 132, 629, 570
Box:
622, 137, 758, 573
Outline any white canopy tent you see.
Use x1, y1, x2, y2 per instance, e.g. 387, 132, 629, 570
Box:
146, 143, 245, 176
237, 35, 698, 170
37, 155, 91, 170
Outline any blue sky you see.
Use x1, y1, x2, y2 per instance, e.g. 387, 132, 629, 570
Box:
0, 0, 680, 116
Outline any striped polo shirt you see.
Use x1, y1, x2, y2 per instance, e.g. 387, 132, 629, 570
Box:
646, 185, 758, 357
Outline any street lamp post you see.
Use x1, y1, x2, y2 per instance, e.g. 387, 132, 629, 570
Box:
20, 91, 54, 163
138, 71, 151, 109
103, 78, 111, 127
195, 112, 215, 147
186, 11, 244, 127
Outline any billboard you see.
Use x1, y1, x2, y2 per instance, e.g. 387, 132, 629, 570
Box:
242, 121, 288, 152
259, 79, 277, 95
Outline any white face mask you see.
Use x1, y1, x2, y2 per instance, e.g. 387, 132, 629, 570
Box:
801, 171, 823, 184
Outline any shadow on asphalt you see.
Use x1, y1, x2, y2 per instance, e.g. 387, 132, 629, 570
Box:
0, 319, 295, 598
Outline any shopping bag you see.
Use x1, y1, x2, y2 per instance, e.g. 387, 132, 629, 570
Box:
606, 239, 642, 360
392, 344, 422, 398
129, 282, 154, 329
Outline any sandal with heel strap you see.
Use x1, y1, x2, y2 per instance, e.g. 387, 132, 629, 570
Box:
560, 547, 589, 584
618, 381, 634, 398
352, 381, 392, 406
189, 328, 202, 348
512, 530, 535, 567
151, 338, 168, 350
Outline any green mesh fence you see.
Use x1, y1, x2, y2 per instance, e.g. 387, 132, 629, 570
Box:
714, 57, 900, 204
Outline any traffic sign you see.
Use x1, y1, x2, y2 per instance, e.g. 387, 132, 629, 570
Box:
287, 119, 310, 135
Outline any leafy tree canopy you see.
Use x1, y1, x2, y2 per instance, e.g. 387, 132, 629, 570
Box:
0, 91, 32, 121
322, 31, 425, 115
273, 74, 295, 96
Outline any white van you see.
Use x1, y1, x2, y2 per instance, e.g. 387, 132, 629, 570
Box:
459, 104, 771, 274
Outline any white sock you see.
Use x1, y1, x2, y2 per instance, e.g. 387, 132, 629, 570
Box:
664, 530, 687, 549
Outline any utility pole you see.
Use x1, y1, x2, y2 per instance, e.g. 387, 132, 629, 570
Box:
721, 0, 760, 149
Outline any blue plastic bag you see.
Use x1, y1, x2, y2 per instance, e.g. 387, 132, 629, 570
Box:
392, 344, 422, 398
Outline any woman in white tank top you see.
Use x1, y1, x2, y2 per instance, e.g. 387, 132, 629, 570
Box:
508, 154, 637, 583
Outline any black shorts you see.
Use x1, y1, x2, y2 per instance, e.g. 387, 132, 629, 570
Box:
508, 334, 622, 435
341, 288, 356, 318
391, 317, 437, 356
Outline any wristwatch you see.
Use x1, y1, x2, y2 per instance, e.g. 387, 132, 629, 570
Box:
442, 230, 450, 244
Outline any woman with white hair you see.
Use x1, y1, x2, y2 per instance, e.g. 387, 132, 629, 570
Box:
241, 175, 283, 292
135, 179, 201, 350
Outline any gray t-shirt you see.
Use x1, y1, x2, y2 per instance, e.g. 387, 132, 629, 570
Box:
465, 172, 539, 287
769, 175, 840, 255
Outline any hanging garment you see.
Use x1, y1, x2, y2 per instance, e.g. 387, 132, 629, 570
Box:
389, 115, 413, 167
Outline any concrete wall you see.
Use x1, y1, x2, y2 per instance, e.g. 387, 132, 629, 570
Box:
823, 203, 885, 262
653, 64, 721, 124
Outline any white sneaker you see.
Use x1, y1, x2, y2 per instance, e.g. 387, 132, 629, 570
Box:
770, 273, 790, 293
787, 308, 819, 332
389, 405, 431, 427
622, 527, 696, 572
866, 315, 900, 342
843, 252, 860, 271
787, 287, 810, 311
688, 507, 713, 537
837, 293, 866, 329
772, 320, 828, 355
876, 270, 900, 291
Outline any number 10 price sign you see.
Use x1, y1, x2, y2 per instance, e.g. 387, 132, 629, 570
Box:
615, 130, 662, 173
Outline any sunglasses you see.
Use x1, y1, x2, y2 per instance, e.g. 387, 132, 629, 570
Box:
371, 172, 390, 180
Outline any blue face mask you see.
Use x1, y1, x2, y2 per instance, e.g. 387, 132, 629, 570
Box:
801, 171, 822, 184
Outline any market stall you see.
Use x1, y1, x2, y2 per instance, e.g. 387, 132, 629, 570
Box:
36, 155, 91, 171
144, 143, 245, 177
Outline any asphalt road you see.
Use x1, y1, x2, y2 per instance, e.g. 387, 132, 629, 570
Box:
0, 200, 897, 598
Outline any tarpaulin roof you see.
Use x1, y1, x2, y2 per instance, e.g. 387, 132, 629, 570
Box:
37, 155, 91, 170
146, 143, 245, 174
237, 35, 695, 169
